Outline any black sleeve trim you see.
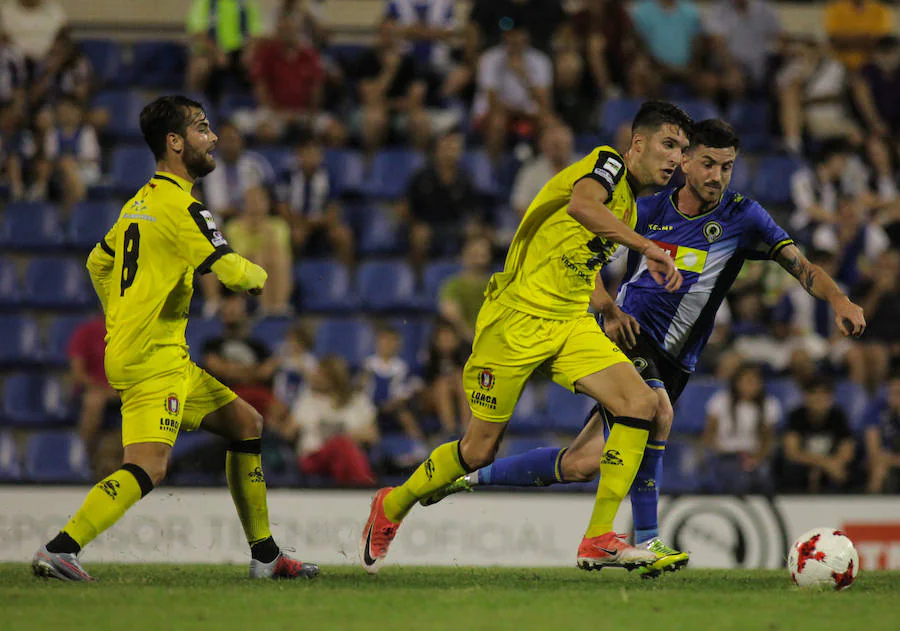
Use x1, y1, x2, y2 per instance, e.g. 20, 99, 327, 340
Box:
579, 150, 626, 199
574, 172, 615, 199
99, 240, 115, 257
197, 244, 234, 275
768, 238, 794, 260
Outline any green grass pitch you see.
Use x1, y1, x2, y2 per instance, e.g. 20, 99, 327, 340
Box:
1, 565, 897, 631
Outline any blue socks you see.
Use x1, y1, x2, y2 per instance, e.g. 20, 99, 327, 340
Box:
477, 447, 565, 486
631, 440, 665, 544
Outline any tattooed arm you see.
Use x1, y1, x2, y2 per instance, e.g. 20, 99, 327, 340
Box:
774, 244, 866, 337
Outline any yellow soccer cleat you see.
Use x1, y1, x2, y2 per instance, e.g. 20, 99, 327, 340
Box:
637, 537, 690, 579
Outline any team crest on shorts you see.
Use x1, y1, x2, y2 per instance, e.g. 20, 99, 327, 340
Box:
632, 357, 648, 374
478, 368, 495, 390
165, 393, 180, 415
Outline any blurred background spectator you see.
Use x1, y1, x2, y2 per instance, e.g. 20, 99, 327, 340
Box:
0, 0, 66, 73
863, 371, 900, 493
511, 124, 575, 216
438, 235, 491, 342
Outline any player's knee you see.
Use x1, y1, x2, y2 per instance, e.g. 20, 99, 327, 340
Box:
238, 406, 264, 440
654, 400, 674, 436
560, 449, 599, 483
623, 385, 658, 421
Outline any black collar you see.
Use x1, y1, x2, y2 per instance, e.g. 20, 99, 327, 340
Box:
152, 174, 183, 190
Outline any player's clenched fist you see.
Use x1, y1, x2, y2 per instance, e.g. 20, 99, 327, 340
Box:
245, 262, 268, 296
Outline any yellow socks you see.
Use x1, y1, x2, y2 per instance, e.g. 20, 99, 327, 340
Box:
585, 418, 651, 538
62, 463, 153, 549
226, 438, 273, 547
383, 440, 470, 522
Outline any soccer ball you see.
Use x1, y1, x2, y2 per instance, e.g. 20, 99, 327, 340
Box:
787, 527, 859, 590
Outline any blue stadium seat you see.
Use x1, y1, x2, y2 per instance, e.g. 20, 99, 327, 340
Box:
462, 150, 503, 197
729, 159, 753, 193
2, 374, 72, 427
509, 383, 544, 435
835, 380, 869, 431
422, 260, 461, 305
766, 378, 801, 426
24, 432, 90, 482
599, 98, 642, 136
575, 135, 602, 156
357, 260, 419, 311
218, 93, 257, 120
185, 318, 224, 356
673, 99, 720, 124
359, 149, 425, 198
314, 318, 374, 368
92, 91, 146, 140
251, 317, 292, 352
0, 432, 20, 480
294, 260, 356, 312
503, 436, 556, 458
660, 439, 700, 493
0, 257, 20, 307
23, 258, 92, 310
44, 315, 89, 368
131, 41, 187, 89
389, 317, 428, 370
372, 433, 428, 466
0, 315, 40, 366
254, 146, 291, 175
357, 204, 403, 256
673, 377, 722, 434
545, 386, 595, 434
752, 155, 801, 206
110, 145, 157, 193
77, 39, 122, 87
324, 149, 364, 196
728, 101, 772, 152
68, 201, 119, 249
0, 202, 64, 251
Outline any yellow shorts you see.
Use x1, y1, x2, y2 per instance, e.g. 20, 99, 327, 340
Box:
119, 361, 237, 447
463, 300, 630, 423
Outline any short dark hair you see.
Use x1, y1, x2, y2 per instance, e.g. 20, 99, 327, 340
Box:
802, 375, 835, 394
689, 119, 740, 152
375, 324, 399, 338
139, 95, 204, 161
632, 100, 693, 137
875, 35, 899, 52
814, 137, 853, 165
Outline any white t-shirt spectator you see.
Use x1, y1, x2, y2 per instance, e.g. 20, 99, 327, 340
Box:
277, 161, 333, 219
290, 387, 376, 456
385, 0, 455, 73
705, 0, 781, 84
0, 42, 25, 105
0, 0, 67, 61
510, 153, 577, 214
199, 151, 273, 216
707, 390, 781, 454
472, 44, 552, 118
789, 157, 870, 231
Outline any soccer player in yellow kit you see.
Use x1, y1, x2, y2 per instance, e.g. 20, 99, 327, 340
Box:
360, 101, 692, 573
32, 96, 319, 581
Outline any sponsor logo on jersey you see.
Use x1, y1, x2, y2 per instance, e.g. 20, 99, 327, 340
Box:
648, 224, 673, 231
478, 368, 495, 390
199, 209, 217, 230
651, 240, 708, 274
165, 393, 180, 415
593, 168, 615, 187
210, 230, 227, 247
470, 391, 498, 410
601, 156, 623, 177
703, 221, 724, 243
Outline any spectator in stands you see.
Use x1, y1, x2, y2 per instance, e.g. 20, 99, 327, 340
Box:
420, 318, 469, 436
363, 325, 425, 442
824, 0, 894, 72
226, 186, 293, 316
385, 0, 456, 78
472, 25, 552, 160
400, 129, 481, 267
811, 194, 890, 288
511, 124, 575, 216
199, 121, 272, 223
847, 249, 900, 392
0, 102, 30, 199
275, 136, 355, 265
551, 45, 597, 135
0, 33, 27, 113
467, 0, 566, 54
705, 0, 783, 95
854, 36, 900, 137
439, 235, 492, 342
630, 0, 703, 84
562, 0, 639, 94
703, 363, 780, 493
266, 0, 329, 49
728, 288, 782, 372
68, 312, 121, 480
780, 377, 856, 493
286, 355, 378, 486
273, 321, 318, 410
29, 28, 91, 110
0, 0, 66, 72
863, 370, 900, 493
202, 293, 279, 417
30, 96, 100, 214
186, 0, 262, 103
351, 18, 430, 155
776, 38, 862, 154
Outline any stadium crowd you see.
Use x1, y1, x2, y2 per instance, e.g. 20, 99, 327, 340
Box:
0, 0, 898, 495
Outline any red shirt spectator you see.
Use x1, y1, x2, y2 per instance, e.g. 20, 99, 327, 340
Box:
68, 314, 107, 387
252, 34, 324, 111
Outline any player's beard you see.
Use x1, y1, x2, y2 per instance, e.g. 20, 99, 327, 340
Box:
183, 141, 216, 179
688, 180, 721, 211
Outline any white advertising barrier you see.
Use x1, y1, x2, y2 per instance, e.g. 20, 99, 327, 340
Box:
1, 488, 899, 569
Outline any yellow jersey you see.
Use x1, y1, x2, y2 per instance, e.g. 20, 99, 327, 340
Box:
489, 146, 637, 320
93, 172, 235, 389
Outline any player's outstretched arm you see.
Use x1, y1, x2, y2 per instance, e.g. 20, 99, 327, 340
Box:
775, 243, 865, 337
85, 240, 115, 313
210, 252, 268, 294
569, 178, 682, 291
